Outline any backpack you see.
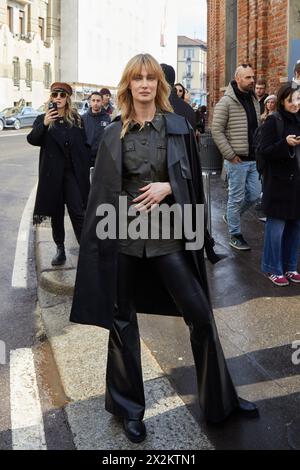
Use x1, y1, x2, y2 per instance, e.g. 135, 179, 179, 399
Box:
253, 112, 284, 175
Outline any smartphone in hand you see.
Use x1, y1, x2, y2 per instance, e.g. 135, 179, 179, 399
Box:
48, 102, 58, 112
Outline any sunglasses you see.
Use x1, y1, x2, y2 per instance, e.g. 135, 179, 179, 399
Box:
51, 91, 67, 98
177, 89, 183, 93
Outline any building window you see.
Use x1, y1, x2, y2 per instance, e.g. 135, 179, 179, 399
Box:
26, 60, 32, 90
19, 10, 25, 35
13, 57, 20, 88
7, 6, 13, 32
200, 73, 207, 90
184, 48, 194, 59
38, 17, 45, 41
225, 0, 238, 84
44, 63, 52, 89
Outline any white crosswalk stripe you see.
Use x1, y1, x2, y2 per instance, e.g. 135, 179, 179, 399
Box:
10, 348, 47, 450
11, 185, 36, 288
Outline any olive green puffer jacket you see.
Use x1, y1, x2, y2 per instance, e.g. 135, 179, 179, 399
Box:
211, 82, 261, 161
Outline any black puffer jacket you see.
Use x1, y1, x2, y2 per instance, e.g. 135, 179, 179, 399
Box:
82, 108, 111, 157
260, 109, 300, 220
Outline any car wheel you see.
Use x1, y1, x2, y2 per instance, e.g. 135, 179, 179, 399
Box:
0, 120, 3, 131
14, 119, 21, 130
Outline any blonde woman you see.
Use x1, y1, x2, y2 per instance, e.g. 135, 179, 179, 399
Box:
71, 54, 258, 443
27, 83, 90, 266
261, 94, 277, 122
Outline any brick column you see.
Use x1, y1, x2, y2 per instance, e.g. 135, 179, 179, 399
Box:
207, 0, 225, 123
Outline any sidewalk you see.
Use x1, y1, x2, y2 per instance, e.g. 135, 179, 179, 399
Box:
35, 221, 213, 450
35, 176, 300, 450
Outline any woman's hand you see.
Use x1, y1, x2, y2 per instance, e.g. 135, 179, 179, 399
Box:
286, 135, 300, 147
133, 182, 172, 213
44, 109, 59, 127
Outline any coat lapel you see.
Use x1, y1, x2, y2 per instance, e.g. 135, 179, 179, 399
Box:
103, 121, 123, 175
164, 113, 190, 168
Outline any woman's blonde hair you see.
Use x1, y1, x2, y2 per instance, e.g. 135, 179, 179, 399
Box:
117, 53, 173, 138
46, 94, 81, 129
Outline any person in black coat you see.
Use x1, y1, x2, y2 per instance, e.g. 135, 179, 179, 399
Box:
70, 53, 258, 444
260, 82, 300, 286
82, 91, 111, 167
160, 64, 196, 131
27, 82, 90, 266
195, 105, 207, 134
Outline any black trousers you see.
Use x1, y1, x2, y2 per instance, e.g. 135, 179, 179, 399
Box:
105, 251, 239, 423
51, 169, 85, 246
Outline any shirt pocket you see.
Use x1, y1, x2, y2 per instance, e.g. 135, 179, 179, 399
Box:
123, 140, 139, 172
124, 140, 136, 152
157, 140, 167, 151
156, 139, 168, 174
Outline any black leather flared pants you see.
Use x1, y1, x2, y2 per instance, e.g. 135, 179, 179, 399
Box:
105, 251, 239, 423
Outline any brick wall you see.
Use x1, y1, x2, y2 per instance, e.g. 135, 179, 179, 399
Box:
207, 0, 226, 113
207, 0, 289, 120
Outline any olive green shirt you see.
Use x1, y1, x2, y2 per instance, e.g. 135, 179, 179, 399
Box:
118, 113, 184, 258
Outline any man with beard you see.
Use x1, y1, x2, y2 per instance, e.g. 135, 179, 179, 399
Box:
82, 92, 111, 167
255, 79, 268, 115
212, 64, 261, 251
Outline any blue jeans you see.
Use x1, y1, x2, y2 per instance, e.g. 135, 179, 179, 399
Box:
261, 218, 300, 275
224, 160, 261, 235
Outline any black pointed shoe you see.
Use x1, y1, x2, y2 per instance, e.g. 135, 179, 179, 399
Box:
51, 245, 66, 266
235, 397, 259, 419
123, 419, 146, 443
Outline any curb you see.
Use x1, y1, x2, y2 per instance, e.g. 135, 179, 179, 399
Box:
35, 222, 77, 297
35, 222, 214, 450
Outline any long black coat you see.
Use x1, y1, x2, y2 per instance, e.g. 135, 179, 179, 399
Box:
70, 113, 210, 330
27, 114, 90, 218
169, 89, 196, 130
260, 110, 300, 220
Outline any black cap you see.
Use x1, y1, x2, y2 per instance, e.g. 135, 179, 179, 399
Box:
160, 63, 175, 87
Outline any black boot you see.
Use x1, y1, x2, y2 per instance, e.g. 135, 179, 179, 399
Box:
123, 419, 146, 443
51, 245, 66, 266
234, 397, 259, 418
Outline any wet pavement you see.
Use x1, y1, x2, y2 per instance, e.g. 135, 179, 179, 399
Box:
138, 175, 300, 449
0, 131, 74, 450
35, 174, 300, 450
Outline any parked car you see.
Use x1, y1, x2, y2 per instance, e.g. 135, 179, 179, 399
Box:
73, 100, 89, 116
37, 104, 46, 114
0, 107, 16, 130
0, 107, 16, 131
4, 106, 40, 130
0, 112, 5, 131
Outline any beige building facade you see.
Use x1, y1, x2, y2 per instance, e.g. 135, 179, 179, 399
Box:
0, 0, 60, 110
0, 0, 179, 109
177, 35, 207, 105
